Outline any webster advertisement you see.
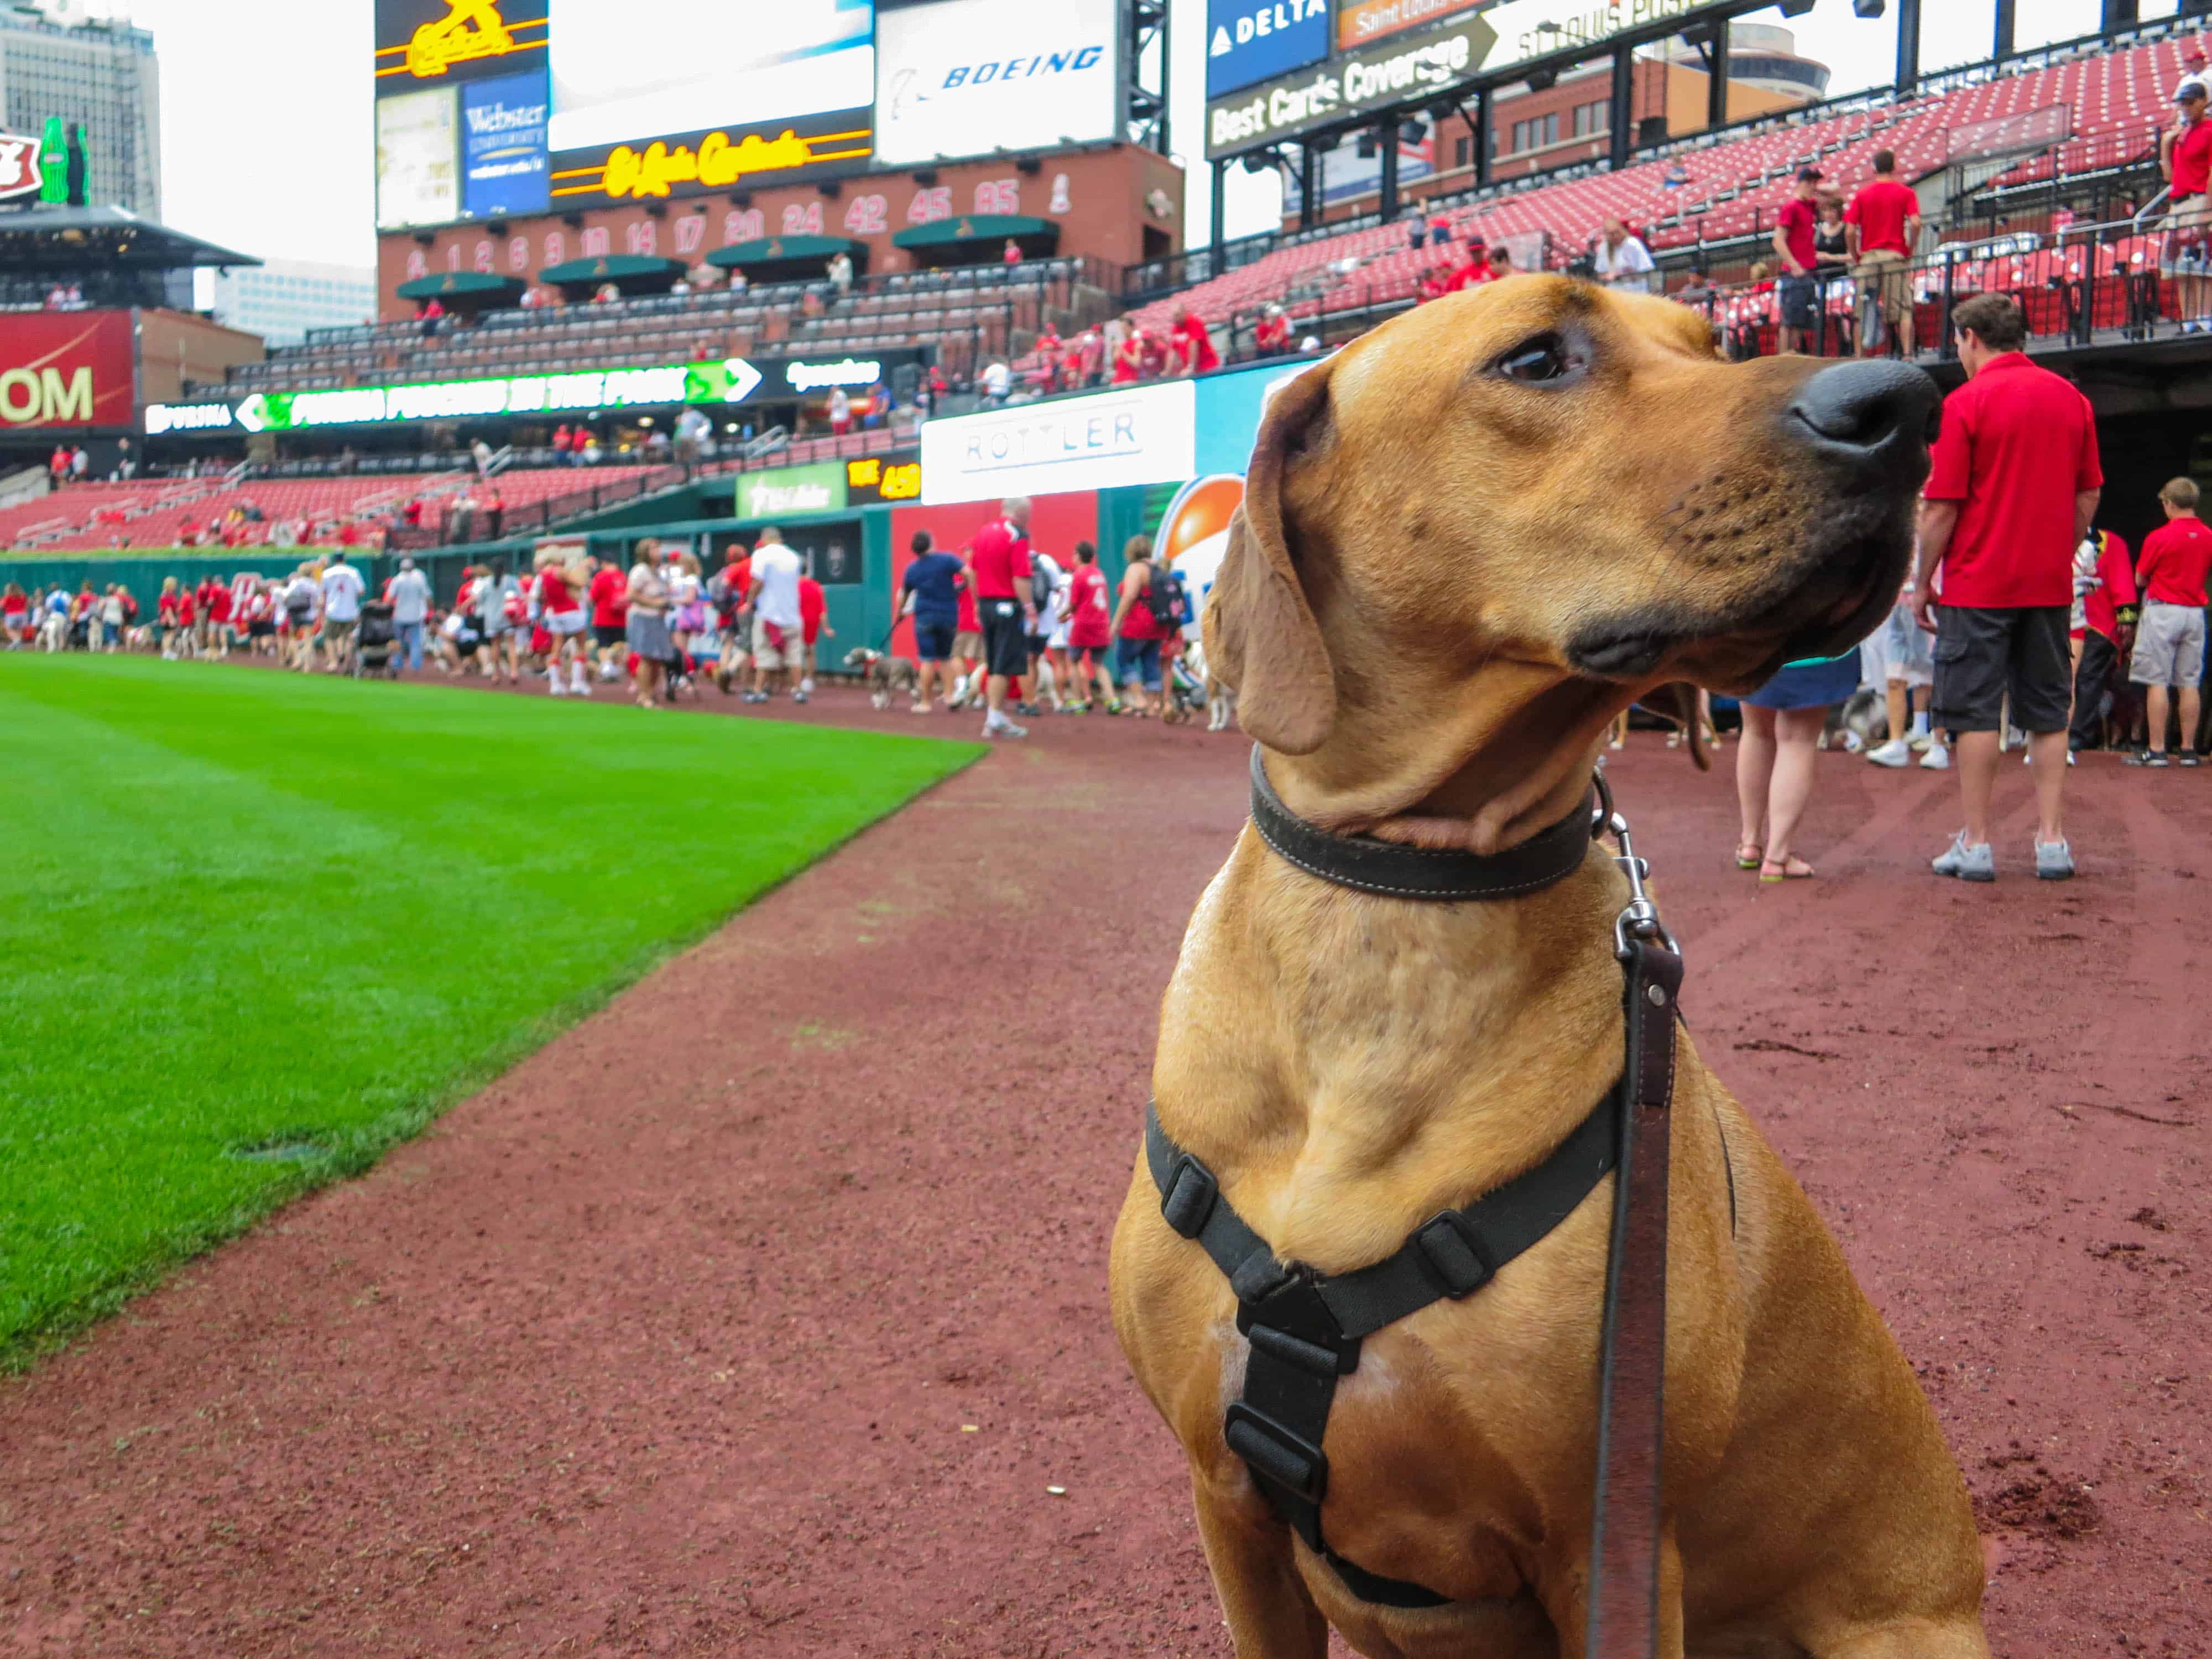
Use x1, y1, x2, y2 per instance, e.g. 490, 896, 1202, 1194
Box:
462, 70, 550, 216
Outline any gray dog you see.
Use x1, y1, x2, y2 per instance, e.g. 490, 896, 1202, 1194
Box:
845, 646, 921, 709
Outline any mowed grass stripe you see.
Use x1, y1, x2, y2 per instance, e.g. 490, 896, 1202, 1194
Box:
0, 656, 980, 1362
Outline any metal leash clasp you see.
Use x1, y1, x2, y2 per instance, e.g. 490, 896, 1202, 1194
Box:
1592, 766, 1680, 964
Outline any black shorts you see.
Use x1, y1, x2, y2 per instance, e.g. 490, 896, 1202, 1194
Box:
912, 619, 955, 662
592, 622, 624, 648
247, 620, 274, 638
1778, 275, 1818, 331
1931, 604, 2070, 734
980, 601, 1028, 678
1026, 632, 1050, 658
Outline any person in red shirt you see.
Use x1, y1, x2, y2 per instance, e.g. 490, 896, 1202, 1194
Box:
1034, 324, 1063, 392
1060, 539, 1115, 710
2161, 77, 2212, 330
1106, 533, 1171, 718
588, 557, 629, 681
1110, 326, 1144, 384
963, 499, 1034, 738
797, 567, 831, 692
1914, 293, 2103, 878
205, 575, 234, 656
1, 582, 26, 646
1845, 149, 1923, 357
192, 576, 219, 654
1771, 167, 1823, 353
155, 576, 184, 657
533, 545, 592, 697
2126, 476, 2212, 763
1136, 325, 1169, 380
1170, 304, 1218, 375
2068, 526, 2136, 754
1444, 239, 1493, 293
1254, 304, 1292, 356
948, 551, 985, 703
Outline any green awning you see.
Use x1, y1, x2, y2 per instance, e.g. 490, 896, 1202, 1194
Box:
536, 253, 685, 287
395, 271, 526, 301
707, 234, 867, 268
890, 214, 1058, 251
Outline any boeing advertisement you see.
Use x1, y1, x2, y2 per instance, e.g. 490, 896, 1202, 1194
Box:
874, 0, 1121, 166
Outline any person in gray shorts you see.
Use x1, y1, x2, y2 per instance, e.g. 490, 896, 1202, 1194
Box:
2126, 476, 2212, 766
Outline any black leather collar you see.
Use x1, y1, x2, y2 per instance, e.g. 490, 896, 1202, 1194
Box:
1248, 745, 1597, 902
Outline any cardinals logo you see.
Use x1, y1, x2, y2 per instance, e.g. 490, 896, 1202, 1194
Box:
0, 132, 41, 200
1154, 475, 1245, 638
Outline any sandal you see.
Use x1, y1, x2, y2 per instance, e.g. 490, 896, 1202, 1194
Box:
1758, 854, 1816, 883
1734, 841, 1764, 870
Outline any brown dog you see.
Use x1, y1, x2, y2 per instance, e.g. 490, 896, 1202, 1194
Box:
1108, 277, 1986, 1658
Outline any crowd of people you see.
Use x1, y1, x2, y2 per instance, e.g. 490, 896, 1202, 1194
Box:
1725, 291, 2210, 885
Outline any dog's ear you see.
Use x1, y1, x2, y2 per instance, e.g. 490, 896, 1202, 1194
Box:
1203, 361, 1337, 754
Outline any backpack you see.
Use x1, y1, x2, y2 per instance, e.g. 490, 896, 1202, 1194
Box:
1030, 551, 1058, 613
1145, 562, 1186, 629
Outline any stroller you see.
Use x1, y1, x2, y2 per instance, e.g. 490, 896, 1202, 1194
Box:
354, 601, 399, 679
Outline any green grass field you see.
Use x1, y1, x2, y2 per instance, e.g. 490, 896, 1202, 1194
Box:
0, 656, 980, 1364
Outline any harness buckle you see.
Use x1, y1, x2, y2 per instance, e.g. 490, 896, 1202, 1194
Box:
1224, 1402, 1329, 1505
1412, 1209, 1495, 1298
1159, 1152, 1218, 1238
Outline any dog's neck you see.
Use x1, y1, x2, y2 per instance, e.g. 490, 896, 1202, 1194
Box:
1266, 661, 1635, 855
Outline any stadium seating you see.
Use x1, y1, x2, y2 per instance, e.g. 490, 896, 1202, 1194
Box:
1105, 23, 2206, 352
223, 260, 1102, 399
2, 466, 666, 551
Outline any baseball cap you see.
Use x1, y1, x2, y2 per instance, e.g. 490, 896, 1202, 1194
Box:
1796, 165, 1824, 182
2177, 77, 2209, 102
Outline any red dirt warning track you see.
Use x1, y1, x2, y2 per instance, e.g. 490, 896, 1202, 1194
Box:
3, 695, 2209, 1657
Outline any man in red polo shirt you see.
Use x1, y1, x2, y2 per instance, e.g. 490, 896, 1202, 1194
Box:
2126, 476, 2212, 764
2159, 76, 2212, 330
963, 497, 1034, 739
1913, 293, 2103, 881
1844, 149, 1922, 357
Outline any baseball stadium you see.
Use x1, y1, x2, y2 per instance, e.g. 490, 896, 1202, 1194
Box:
3, 0, 2211, 1653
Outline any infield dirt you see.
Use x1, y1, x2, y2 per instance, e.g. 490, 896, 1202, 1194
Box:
2, 692, 2208, 1656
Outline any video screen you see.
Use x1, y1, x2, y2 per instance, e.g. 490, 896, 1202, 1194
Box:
548, 0, 875, 153
874, 0, 1119, 167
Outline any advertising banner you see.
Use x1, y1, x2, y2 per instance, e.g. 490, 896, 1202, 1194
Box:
842, 450, 922, 506
375, 0, 550, 89
1205, 0, 1332, 100
547, 0, 874, 154
0, 312, 137, 431
874, 0, 1120, 167
1209, 0, 1731, 155
547, 106, 874, 206
920, 380, 1196, 504
0, 127, 43, 201
377, 85, 461, 228
1336, 0, 1483, 50
462, 69, 551, 217
737, 461, 848, 520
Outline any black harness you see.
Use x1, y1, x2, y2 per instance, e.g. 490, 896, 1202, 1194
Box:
1145, 749, 1683, 1626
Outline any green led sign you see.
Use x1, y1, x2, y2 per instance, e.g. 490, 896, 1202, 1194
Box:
233, 357, 767, 433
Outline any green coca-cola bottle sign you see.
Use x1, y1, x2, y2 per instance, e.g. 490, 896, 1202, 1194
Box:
38, 116, 65, 203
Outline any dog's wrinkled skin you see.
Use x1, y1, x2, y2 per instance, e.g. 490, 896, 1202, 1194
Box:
1109, 278, 1986, 1659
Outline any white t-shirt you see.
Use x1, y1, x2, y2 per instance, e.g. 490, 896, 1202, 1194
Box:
982, 362, 1011, 398
749, 543, 803, 628
321, 562, 364, 622
1593, 236, 1655, 287
388, 567, 430, 624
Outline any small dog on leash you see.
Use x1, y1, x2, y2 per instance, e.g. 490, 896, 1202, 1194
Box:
1185, 642, 1238, 732
844, 646, 921, 709
1818, 684, 1886, 751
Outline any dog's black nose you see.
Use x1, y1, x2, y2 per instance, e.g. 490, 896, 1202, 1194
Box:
1786, 360, 1941, 462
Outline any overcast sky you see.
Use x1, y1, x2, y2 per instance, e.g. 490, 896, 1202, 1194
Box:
124, 0, 2178, 272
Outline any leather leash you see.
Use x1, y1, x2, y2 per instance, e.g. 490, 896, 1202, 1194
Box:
1586, 771, 1680, 1659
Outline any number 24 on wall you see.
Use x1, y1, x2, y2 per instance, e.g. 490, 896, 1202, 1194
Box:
780, 202, 825, 236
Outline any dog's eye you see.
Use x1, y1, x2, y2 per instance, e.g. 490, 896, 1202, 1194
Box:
1498, 337, 1575, 383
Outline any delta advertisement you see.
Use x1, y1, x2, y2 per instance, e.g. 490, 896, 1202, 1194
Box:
1206, 0, 1333, 99
874, 0, 1121, 168
461, 70, 551, 217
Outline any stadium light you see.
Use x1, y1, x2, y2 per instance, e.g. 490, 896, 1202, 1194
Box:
1853, 0, 1885, 14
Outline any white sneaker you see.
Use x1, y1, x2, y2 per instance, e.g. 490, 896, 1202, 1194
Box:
547, 675, 565, 696
570, 672, 591, 696
799, 677, 815, 695
1908, 731, 1933, 752
983, 713, 1028, 739
1918, 744, 1950, 770
1866, 738, 1911, 768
